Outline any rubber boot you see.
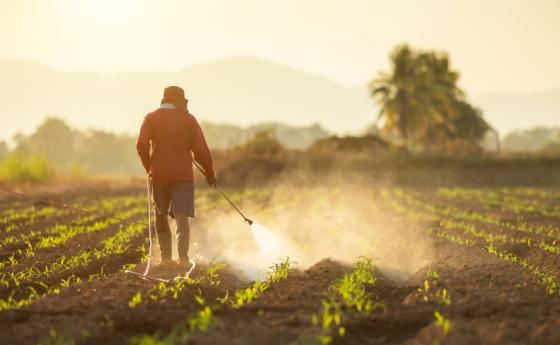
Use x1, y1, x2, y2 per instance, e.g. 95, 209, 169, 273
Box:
177, 228, 189, 264
157, 231, 172, 263
155, 211, 172, 264
176, 215, 190, 265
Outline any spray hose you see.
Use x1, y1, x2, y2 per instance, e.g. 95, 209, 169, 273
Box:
192, 160, 253, 225
143, 178, 154, 275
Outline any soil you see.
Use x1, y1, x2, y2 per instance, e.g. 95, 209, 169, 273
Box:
0, 184, 559, 345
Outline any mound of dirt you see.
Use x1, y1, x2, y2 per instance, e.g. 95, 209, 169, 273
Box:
251, 259, 351, 311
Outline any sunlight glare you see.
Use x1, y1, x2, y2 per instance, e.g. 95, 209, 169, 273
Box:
81, 0, 136, 18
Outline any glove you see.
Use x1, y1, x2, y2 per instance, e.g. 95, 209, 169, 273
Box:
206, 172, 217, 187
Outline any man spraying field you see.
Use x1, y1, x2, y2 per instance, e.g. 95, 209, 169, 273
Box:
136, 86, 216, 270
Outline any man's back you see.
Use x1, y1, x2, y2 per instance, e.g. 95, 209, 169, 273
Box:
136, 107, 214, 183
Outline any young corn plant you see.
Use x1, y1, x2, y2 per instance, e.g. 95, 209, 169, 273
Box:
129, 291, 142, 308
434, 310, 452, 335
309, 256, 385, 344
416, 269, 451, 306
232, 257, 293, 308
188, 296, 216, 332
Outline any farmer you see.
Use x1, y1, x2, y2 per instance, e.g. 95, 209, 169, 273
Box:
136, 85, 216, 268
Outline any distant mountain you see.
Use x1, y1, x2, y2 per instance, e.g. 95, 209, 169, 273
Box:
473, 87, 560, 135
1, 56, 559, 143
0, 57, 374, 142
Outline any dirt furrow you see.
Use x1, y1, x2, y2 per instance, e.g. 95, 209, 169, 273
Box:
188, 259, 350, 345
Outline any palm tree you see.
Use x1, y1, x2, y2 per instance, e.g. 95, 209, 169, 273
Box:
369, 45, 425, 144
369, 44, 469, 147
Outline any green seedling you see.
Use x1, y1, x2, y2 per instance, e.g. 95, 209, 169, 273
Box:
434, 311, 451, 335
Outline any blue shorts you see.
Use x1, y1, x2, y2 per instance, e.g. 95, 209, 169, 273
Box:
151, 181, 195, 218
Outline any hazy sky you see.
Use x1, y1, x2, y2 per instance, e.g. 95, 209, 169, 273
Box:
1, 0, 559, 94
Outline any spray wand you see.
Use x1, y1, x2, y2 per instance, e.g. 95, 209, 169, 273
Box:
193, 160, 253, 226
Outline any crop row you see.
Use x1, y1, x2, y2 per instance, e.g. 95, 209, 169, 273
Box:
485, 244, 560, 296
0, 197, 146, 270
384, 189, 560, 257
0, 218, 146, 311
0, 192, 134, 229
129, 258, 294, 345
0, 193, 145, 249
415, 269, 453, 341
304, 256, 385, 344
38, 259, 293, 345
381, 188, 560, 298
36, 259, 291, 345
391, 188, 560, 240
1, 205, 66, 228
435, 223, 560, 298
439, 219, 560, 256
428, 227, 477, 247
0, 187, 254, 313
0, 199, 26, 214
128, 263, 225, 309
387, 188, 560, 259
437, 187, 560, 218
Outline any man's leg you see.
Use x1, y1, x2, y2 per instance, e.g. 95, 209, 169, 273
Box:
155, 213, 172, 263
170, 182, 194, 265
152, 183, 172, 263
175, 213, 190, 264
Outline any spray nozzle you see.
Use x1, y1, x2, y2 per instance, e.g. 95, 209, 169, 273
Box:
246, 218, 254, 226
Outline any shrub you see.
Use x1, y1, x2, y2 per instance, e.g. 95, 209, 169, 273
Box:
236, 130, 284, 156
0, 153, 55, 183
310, 135, 389, 153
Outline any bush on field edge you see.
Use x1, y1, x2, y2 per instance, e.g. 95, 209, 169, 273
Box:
0, 153, 55, 183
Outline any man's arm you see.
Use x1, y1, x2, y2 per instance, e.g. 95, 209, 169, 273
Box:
190, 116, 216, 184
136, 116, 151, 173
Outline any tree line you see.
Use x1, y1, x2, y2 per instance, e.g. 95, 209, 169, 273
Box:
6, 118, 142, 175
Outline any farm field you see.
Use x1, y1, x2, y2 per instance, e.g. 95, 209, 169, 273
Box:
1, 182, 560, 345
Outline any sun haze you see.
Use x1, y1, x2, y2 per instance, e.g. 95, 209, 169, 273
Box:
1, 0, 559, 94
1, 0, 560, 139
3, 2, 560, 344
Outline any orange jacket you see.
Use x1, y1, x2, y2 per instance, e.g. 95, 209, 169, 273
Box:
136, 107, 215, 183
